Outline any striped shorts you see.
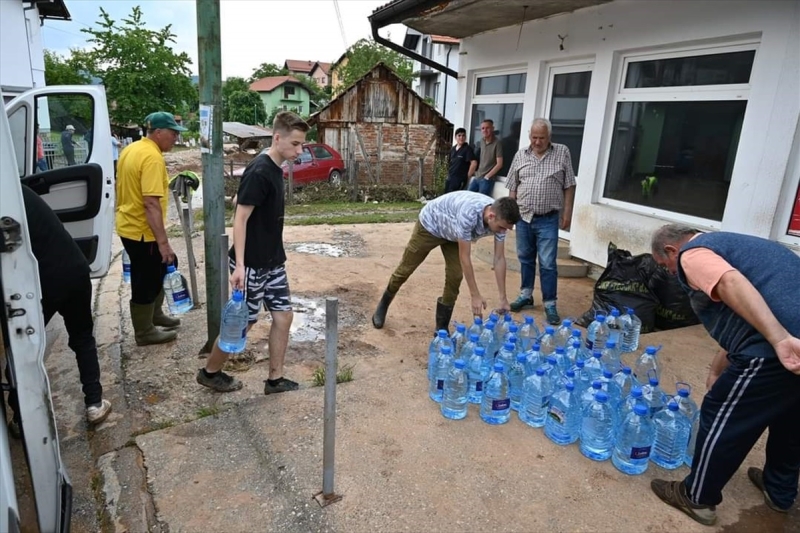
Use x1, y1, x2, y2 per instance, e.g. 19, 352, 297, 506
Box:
229, 258, 292, 321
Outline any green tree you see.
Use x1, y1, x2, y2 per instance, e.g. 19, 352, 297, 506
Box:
79, 6, 196, 126
332, 38, 415, 92
226, 91, 267, 125
43, 50, 91, 86
293, 73, 329, 108
249, 63, 288, 83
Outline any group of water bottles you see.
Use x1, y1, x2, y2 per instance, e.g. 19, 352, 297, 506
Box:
428, 307, 701, 476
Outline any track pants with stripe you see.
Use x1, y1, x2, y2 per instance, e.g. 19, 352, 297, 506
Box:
685, 354, 800, 510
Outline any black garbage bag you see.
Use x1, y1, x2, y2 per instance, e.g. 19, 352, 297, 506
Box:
649, 266, 700, 330
576, 242, 659, 333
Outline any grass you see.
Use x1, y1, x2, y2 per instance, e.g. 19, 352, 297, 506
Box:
311, 362, 356, 387
287, 211, 419, 226
286, 202, 420, 215
196, 405, 221, 418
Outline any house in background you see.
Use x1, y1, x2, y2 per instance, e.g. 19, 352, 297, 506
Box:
0, 0, 71, 102
250, 76, 311, 117
370, 0, 800, 265
309, 63, 452, 188
329, 52, 349, 94
309, 62, 332, 88
403, 29, 459, 124
284, 59, 317, 78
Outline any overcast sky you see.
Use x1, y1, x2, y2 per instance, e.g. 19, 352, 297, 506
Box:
42, 0, 406, 79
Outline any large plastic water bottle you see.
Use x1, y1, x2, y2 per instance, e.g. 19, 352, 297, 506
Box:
606, 308, 623, 347
539, 326, 556, 357
163, 265, 193, 314
554, 319, 573, 349
508, 353, 527, 411
651, 401, 692, 470
519, 366, 553, 428
674, 383, 700, 467
467, 346, 488, 404
504, 324, 520, 351
428, 330, 452, 382
122, 249, 131, 283
634, 346, 661, 384
429, 345, 454, 402
441, 359, 469, 420
612, 403, 654, 475
478, 321, 499, 359
553, 346, 570, 374
585, 314, 609, 352
553, 368, 576, 393
544, 380, 580, 445
642, 374, 667, 417
621, 307, 642, 353
468, 316, 483, 338
565, 340, 582, 367
480, 362, 511, 425
451, 323, 467, 357
584, 349, 605, 381
518, 315, 538, 351
618, 309, 633, 352
571, 358, 591, 394
580, 380, 604, 412
617, 385, 645, 437
218, 289, 248, 353
599, 368, 623, 413
497, 313, 514, 342
495, 341, 516, 373
459, 333, 479, 362
524, 343, 543, 376
580, 390, 615, 461
601, 340, 621, 374
613, 366, 635, 401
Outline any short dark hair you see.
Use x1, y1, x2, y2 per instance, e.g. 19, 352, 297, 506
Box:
455, 127, 466, 136
481, 119, 494, 126
492, 197, 520, 225
273, 111, 310, 135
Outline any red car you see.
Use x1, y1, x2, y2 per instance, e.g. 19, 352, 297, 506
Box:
233, 143, 345, 187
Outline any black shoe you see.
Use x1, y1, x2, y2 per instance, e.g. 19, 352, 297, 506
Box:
196, 369, 243, 392
264, 377, 299, 395
748, 467, 789, 513
372, 289, 395, 329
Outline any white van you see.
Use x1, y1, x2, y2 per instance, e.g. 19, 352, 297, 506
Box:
1, 85, 114, 532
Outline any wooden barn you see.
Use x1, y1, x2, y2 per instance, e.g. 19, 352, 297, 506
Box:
308, 63, 453, 188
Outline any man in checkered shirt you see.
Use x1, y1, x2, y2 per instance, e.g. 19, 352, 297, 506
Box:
506, 118, 576, 325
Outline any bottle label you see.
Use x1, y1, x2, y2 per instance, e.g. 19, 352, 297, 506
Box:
492, 398, 510, 411
585, 339, 594, 351
172, 288, 189, 303
548, 406, 565, 424
540, 395, 550, 408
123, 264, 131, 274
241, 327, 247, 339
436, 379, 444, 391
475, 381, 483, 392
631, 445, 651, 460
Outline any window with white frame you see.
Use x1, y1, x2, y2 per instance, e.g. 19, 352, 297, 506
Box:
602, 43, 756, 222
544, 63, 593, 175
469, 70, 526, 177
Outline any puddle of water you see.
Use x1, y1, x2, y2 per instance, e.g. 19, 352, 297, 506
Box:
290, 296, 327, 342
292, 242, 346, 257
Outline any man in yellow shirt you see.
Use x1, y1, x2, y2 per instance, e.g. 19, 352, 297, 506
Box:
116, 112, 185, 346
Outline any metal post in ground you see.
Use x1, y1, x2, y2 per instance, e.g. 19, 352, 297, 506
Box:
314, 297, 343, 507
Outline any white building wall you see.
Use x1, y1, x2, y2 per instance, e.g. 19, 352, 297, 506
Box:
0, 1, 47, 99
453, 0, 800, 265
408, 34, 460, 124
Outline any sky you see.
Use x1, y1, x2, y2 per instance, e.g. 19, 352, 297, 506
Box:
42, 0, 406, 79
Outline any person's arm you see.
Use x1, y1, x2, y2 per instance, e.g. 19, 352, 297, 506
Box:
458, 239, 486, 316
561, 185, 575, 230
229, 204, 254, 290
714, 270, 800, 373
505, 152, 521, 200
706, 348, 730, 390
143, 196, 175, 264
467, 159, 478, 180
485, 154, 504, 180
493, 238, 509, 312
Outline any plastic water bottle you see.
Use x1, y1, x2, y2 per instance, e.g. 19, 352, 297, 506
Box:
467, 346, 489, 404
539, 326, 556, 357
504, 324, 520, 350
581, 380, 604, 412
617, 385, 645, 437
599, 368, 623, 412
545, 380, 581, 445
674, 382, 700, 467
451, 323, 467, 357
612, 403, 654, 475
495, 342, 516, 373
553, 368, 576, 393
642, 373, 667, 418
585, 314, 609, 352
569, 329, 584, 354
429, 345, 454, 403
459, 333, 479, 362
565, 340, 582, 367
580, 390, 615, 461
618, 309, 633, 352
613, 366, 635, 400
519, 367, 553, 428
480, 362, 511, 425
441, 359, 469, 420
218, 289, 248, 353
468, 316, 483, 338
497, 313, 514, 342
554, 319, 573, 348
571, 358, 591, 394
518, 315, 538, 351
508, 353, 527, 411
621, 307, 642, 353
606, 307, 623, 347
122, 249, 131, 283
634, 346, 661, 384
163, 265, 193, 314
601, 340, 621, 374
478, 321, 499, 359
524, 343, 543, 376
651, 401, 692, 470
428, 330, 452, 382
584, 349, 605, 381
553, 346, 570, 374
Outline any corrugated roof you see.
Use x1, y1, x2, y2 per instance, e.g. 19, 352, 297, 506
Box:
222, 122, 273, 139
249, 76, 302, 93
284, 59, 316, 73
430, 34, 459, 44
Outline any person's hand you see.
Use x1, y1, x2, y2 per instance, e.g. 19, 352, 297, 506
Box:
705, 369, 721, 391
774, 335, 800, 375
230, 265, 245, 291
471, 293, 487, 317
497, 297, 510, 315
158, 241, 176, 264
560, 211, 572, 230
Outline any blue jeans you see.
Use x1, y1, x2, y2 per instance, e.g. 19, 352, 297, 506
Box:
467, 177, 494, 197
515, 212, 559, 302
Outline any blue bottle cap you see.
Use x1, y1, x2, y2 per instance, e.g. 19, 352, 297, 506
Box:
572, 329, 582, 337
167, 265, 177, 273
535, 367, 546, 376
469, 333, 480, 342
504, 342, 515, 351
631, 386, 643, 398
474, 316, 483, 325
566, 369, 575, 378
486, 322, 495, 330
677, 388, 690, 398
504, 313, 512, 322
508, 336, 517, 345
565, 380, 575, 392
440, 345, 452, 354
572, 340, 582, 348
649, 377, 659, 386
474, 346, 486, 356
516, 353, 526, 362
611, 308, 620, 316
232, 289, 243, 301
605, 340, 616, 348
547, 355, 557, 365
646, 346, 657, 354
545, 326, 555, 334
456, 323, 466, 333
532, 343, 541, 351
603, 369, 613, 379
668, 401, 679, 411
622, 366, 632, 375
524, 315, 533, 324
634, 403, 648, 416
555, 346, 565, 354
438, 329, 449, 338
454, 359, 466, 369
509, 324, 518, 332
575, 359, 585, 368
596, 314, 606, 322
594, 391, 609, 403
592, 380, 602, 390
493, 362, 504, 373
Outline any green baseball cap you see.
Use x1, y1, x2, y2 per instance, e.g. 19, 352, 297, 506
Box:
143, 111, 187, 132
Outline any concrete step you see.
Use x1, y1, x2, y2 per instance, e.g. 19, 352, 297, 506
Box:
474, 233, 588, 278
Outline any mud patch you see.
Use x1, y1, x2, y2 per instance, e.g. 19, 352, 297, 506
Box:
292, 243, 346, 257
290, 296, 327, 342
286, 229, 367, 258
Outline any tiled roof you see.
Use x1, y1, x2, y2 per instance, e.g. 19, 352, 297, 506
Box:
284, 59, 316, 73
430, 34, 459, 44
249, 76, 302, 93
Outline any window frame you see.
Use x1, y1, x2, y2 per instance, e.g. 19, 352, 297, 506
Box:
467, 66, 528, 144
596, 39, 759, 229
774, 131, 800, 247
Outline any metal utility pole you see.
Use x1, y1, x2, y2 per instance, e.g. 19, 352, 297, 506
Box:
196, 0, 225, 352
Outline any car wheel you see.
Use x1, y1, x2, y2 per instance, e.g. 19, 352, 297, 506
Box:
329, 170, 342, 186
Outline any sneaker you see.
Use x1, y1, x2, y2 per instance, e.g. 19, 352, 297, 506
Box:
651, 479, 717, 526
264, 377, 299, 395
544, 303, 561, 325
509, 295, 534, 312
86, 399, 112, 425
748, 467, 789, 513
196, 369, 243, 393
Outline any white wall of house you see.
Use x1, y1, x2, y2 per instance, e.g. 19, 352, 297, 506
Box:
0, 0, 47, 100
452, 0, 800, 265
408, 33, 460, 124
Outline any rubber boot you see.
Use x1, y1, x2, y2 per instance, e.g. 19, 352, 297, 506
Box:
371, 289, 395, 329
435, 297, 455, 334
130, 302, 177, 346
153, 289, 181, 329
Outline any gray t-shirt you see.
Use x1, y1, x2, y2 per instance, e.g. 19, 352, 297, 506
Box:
476, 137, 502, 178
419, 191, 506, 243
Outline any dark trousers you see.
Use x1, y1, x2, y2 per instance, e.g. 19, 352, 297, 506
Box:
121, 237, 174, 304
444, 175, 467, 194
685, 354, 800, 510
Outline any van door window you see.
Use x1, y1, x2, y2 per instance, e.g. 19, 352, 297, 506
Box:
36, 93, 95, 171
8, 105, 27, 177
